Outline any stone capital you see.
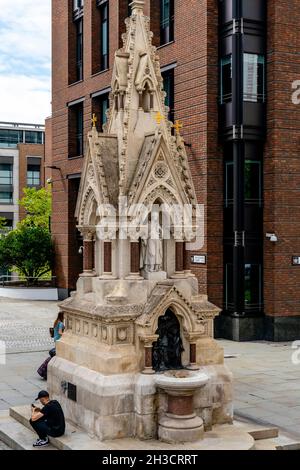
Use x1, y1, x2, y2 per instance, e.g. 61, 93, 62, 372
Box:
130, 1, 145, 14
78, 226, 96, 241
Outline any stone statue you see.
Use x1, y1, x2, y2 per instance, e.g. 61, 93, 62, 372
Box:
140, 212, 163, 273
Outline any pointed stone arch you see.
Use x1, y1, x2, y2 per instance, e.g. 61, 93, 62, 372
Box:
78, 187, 98, 227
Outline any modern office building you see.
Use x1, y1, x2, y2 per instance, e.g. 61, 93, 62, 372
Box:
0, 121, 45, 229
50, 0, 300, 341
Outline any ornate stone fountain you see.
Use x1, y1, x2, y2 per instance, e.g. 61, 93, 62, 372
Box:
48, 1, 234, 444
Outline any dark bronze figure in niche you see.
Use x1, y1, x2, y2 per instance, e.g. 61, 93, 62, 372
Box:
153, 309, 184, 372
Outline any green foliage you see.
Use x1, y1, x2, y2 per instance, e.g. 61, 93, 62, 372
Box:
0, 225, 54, 282
18, 187, 51, 228
0, 217, 7, 232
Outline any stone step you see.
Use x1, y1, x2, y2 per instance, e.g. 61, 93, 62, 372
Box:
9, 406, 256, 450
234, 416, 300, 450
0, 412, 56, 451
9, 406, 105, 451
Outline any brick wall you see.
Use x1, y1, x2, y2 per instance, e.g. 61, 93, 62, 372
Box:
264, 0, 300, 318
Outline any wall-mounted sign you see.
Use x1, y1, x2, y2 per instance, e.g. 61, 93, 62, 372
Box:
191, 255, 207, 265
292, 256, 300, 266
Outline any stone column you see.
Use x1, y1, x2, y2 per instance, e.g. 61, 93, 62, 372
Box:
127, 241, 143, 280
103, 242, 112, 274
187, 334, 200, 370
175, 242, 184, 272
172, 241, 186, 278
80, 228, 96, 277
141, 336, 158, 375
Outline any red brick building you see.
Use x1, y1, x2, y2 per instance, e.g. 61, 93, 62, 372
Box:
50, 0, 300, 341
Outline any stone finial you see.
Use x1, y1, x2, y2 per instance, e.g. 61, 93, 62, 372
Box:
130, 1, 145, 13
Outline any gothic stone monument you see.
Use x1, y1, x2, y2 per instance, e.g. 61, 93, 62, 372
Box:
48, 1, 233, 443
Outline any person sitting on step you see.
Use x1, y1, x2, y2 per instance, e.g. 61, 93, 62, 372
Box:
30, 390, 65, 447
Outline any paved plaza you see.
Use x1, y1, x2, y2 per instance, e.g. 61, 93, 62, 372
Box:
221, 339, 300, 437
0, 298, 300, 447
0, 298, 57, 412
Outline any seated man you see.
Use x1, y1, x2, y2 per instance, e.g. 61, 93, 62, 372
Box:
30, 390, 65, 447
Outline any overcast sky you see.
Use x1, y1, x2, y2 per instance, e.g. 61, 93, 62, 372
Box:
0, 0, 51, 124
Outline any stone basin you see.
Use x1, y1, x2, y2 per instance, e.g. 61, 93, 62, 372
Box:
156, 370, 208, 391
156, 370, 209, 444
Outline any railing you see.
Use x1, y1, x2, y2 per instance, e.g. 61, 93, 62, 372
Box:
0, 275, 57, 288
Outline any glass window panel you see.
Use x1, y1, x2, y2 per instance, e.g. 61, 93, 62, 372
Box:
76, 19, 83, 81
225, 263, 234, 310
0, 129, 23, 148
244, 53, 265, 103
220, 55, 232, 104
0, 164, 13, 185
76, 105, 84, 156
0, 192, 13, 204
225, 161, 233, 206
27, 165, 41, 186
100, 3, 109, 70
25, 131, 43, 144
162, 69, 175, 122
245, 264, 262, 309
160, 0, 174, 45
245, 160, 262, 205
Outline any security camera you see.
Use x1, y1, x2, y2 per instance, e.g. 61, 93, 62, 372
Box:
47, 178, 53, 185
266, 233, 278, 242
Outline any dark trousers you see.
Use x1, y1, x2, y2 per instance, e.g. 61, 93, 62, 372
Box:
30, 418, 60, 441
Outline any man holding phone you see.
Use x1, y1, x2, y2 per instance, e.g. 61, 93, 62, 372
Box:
30, 390, 65, 447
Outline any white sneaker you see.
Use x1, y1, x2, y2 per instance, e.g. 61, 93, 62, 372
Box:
33, 437, 49, 447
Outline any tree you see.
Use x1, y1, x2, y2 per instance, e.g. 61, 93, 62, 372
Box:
18, 187, 51, 229
0, 226, 54, 283
0, 217, 7, 233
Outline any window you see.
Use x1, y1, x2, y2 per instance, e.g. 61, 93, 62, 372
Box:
0, 214, 13, 233
76, 18, 83, 81
225, 263, 233, 311
24, 131, 43, 145
93, 1, 109, 74
69, 0, 84, 84
160, 0, 174, 45
243, 54, 265, 103
220, 55, 232, 104
225, 160, 262, 207
0, 164, 13, 185
225, 161, 233, 207
99, 1, 109, 71
0, 192, 13, 204
162, 68, 175, 123
225, 263, 263, 312
245, 264, 262, 310
92, 93, 109, 131
245, 160, 262, 205
69, 102, 84, 158
27, 165, 41, 187
0, 129, 23, 148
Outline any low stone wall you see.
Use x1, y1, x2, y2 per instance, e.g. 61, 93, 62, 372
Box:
0, 287, 59, 301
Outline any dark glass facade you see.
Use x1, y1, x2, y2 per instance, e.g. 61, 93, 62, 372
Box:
218, 0, 266, 338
